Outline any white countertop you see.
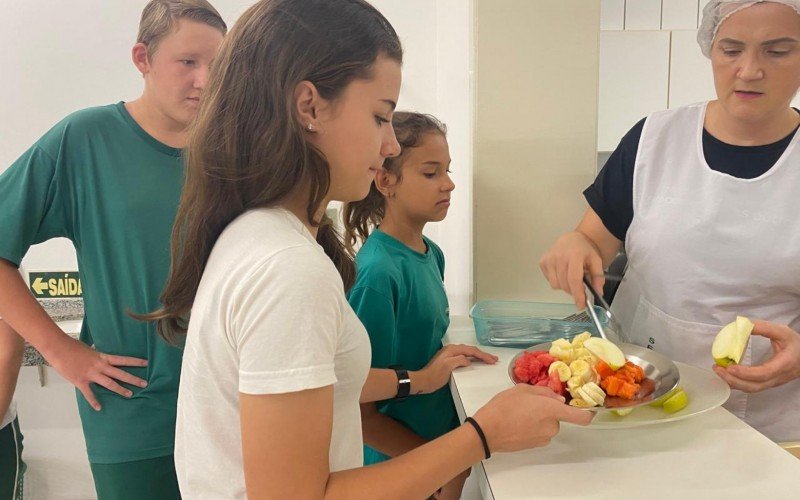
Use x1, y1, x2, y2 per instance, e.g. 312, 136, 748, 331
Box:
444, 316, 800, 500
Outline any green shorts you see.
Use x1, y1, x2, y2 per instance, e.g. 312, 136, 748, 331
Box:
0, 417, 25, 500
89, 455, 180, 500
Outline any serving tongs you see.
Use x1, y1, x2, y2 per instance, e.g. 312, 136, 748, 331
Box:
583, 275, 626, 344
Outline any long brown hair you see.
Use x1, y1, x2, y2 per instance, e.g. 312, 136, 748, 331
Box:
142, 0, 402, 343
343, 112, 446, 252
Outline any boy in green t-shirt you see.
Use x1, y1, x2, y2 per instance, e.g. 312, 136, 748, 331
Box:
0, 2, 225, 498
344, 112, 496, 500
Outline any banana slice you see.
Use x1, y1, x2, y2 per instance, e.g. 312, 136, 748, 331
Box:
571, 332, 592, 348
552, 338, 571, 349
548, 361, 572, 382
549, 346, 573, 364
566, 376, 583, 399
569, 398, 595, 408
578, 382, 606, 406
569, 359, 593, 383
580, 363, 600, 384
573, 348, 596, 364
576, 387, 598, 406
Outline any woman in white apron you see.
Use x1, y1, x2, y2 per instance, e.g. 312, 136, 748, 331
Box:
540, 0, 800, 443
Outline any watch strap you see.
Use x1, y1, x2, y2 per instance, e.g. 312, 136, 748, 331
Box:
389, 365, 411, 400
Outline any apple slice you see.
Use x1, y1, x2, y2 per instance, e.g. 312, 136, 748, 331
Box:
648, 386, 682, 407
583, 337, 625, 370
662, 388, 689, 414
711, 316, 754, 367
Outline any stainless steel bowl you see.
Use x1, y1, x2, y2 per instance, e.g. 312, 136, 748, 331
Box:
508, 341, 681, 412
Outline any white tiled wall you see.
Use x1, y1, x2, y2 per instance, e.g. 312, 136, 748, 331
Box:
598, 31, 670, 150
662, 0, 699, 30
624, 0, 662, 30
669, 29, 716, 109
600, 0, 625, 30
598, 0, 800, 151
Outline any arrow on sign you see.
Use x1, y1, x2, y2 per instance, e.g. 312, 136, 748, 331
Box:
32, 277, 49, 295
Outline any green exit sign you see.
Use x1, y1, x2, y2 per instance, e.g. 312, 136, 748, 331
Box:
29, 272, 82, 299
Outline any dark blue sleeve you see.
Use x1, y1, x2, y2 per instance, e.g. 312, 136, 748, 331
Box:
583, 118, 645, 242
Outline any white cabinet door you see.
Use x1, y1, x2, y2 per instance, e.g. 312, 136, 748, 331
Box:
625, 0, 662, 30
669, 30, 716, 108
601, 0, 625, 30
598, 31, 671, 151
662, 0, 699, 30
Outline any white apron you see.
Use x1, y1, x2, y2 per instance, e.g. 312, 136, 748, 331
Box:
610, 102, 800, 442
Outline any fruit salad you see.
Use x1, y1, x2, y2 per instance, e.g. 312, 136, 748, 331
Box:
513, 333, 659, 410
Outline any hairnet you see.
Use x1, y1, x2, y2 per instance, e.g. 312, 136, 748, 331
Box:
698, 0, 800, 57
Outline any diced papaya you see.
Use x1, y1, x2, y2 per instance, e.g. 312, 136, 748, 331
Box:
621, 361, 645, 383
603, 376, 624, 396
595, 360, 616, 379
618, 381, 639, 400
632, 365, 645, 383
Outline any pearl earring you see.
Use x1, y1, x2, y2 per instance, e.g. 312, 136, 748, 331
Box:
306, 123, 314, 132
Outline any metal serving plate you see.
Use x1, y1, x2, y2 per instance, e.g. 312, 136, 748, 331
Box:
508, 341, 681, 412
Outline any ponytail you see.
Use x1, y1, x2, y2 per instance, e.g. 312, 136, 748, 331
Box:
317, 215, 356, 291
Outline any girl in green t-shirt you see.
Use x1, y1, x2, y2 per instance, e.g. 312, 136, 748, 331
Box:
345, 112, 475, 500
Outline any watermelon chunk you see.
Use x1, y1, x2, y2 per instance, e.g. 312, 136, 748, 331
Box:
548, 370, 565, 396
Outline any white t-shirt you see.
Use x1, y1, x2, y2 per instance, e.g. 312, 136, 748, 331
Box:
175, 208, 371, 499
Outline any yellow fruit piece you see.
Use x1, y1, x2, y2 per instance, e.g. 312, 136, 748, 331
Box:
566, 376, 583, 399
573, 348, 596, 364
569, 398, 594, 408
577, 382, 605, 406
612, 408, 634, 417
548, 361, 572, 382
569, 359, 594, 384
549, 341, 573, 364
571, 332, 592, 348
662, 389, 689, 414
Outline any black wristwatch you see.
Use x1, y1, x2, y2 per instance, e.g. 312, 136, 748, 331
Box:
390, 365, 411, 401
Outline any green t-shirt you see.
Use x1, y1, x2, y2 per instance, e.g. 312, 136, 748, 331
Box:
347, 230, 455, 465
0, 102, 184, 464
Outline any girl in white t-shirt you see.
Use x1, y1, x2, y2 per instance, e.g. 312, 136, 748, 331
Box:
145, 1, 593, 498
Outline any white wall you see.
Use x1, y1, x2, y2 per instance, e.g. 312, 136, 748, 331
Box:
0, 0, 474, 314
474, 0, 601, 303
371, 0, 474, 315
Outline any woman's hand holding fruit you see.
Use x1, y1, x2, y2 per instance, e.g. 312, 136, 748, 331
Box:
714, 321, 800, 393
